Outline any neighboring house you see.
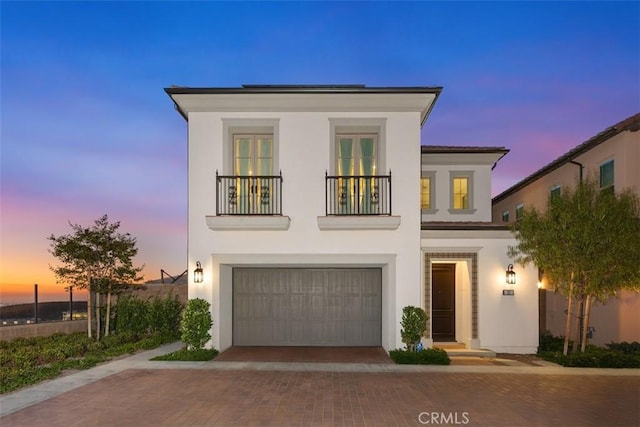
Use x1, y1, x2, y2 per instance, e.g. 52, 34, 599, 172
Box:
165, 84, 538, 354
492, 113, 640, 346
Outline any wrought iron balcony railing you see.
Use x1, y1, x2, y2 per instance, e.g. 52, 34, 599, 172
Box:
216, 172, 283, 215
325, 172, 392, 215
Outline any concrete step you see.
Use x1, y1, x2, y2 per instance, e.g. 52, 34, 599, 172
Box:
444, 349, 497, 358
433, 343, 496, 358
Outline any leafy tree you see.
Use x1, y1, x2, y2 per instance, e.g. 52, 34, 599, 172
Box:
400, 306, 428, 352
48, 215, 144, 339
509, 177, 640, 354
181, 298, 213, 351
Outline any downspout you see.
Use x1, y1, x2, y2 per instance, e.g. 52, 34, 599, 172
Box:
568, 160, 584, 184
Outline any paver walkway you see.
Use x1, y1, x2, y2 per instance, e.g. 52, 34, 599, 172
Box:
1, 342, 639, 426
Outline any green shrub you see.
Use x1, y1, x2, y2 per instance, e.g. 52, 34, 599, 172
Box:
389, 348, 450, 365
151, 348, 218, 361
537, 337, 640, 368
400, 306, 428, 352
148, 294, 184, 337
538, 333, 569, 353
181, 298, 213, 350
115, 294, 149, 334
605, 341, 640, 355
114, 293, 184, 337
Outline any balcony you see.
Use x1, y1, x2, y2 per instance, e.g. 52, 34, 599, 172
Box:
319, 172, 400, 230
325, 173, 392, 215
207, 173, 290, 231
216, 173, 283, 215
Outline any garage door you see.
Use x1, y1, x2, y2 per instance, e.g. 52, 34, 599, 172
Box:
233, 268, 381, 346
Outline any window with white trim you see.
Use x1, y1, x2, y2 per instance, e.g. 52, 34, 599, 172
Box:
421, 172, 436, 212
449, 171, 475, 213
502, 210, 510, 223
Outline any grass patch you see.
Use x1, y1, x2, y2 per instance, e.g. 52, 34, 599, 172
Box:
389, 348, 450, 365
151, 348, 218, 361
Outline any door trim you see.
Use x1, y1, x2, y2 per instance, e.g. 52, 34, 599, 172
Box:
424, 252, 478, 340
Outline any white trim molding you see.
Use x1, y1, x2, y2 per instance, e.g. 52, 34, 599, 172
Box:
206, 215, 291, 231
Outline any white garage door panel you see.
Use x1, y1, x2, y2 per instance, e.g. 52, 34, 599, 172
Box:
233, 268, 382, 346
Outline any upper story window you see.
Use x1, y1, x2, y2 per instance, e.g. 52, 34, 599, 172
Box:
449, 171, 475, 213
550, 185, 561, 202
453, 177, 468, 209
234, 134, 273, 175
421, 172, 436, 212
336, 134, 377, 176
502, 210, 510, 223
217, 119, 282, 216
515, 203, 524, 221
222, 119, 279, 174
600, 160, 614, 193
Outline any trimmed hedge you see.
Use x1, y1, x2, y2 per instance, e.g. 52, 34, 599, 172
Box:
151, 348, 219, 361
389, 348, 450, 365
537, 335, 640, 368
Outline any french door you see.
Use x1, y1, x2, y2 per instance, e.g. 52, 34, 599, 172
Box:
233, 134, 273, 213
336, 134, 378, 213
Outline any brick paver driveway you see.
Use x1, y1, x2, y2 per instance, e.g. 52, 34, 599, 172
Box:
2, 368, 638, 426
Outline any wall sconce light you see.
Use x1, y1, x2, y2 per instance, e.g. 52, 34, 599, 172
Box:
503, 264, 516, 295
537, 268, 544, 289
194, 261, 203, 283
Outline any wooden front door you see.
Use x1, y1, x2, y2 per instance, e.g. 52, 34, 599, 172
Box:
432, 264, 456, 342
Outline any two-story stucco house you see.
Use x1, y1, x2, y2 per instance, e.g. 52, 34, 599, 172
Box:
492, 113, 640, 346
165, 84, 539, 354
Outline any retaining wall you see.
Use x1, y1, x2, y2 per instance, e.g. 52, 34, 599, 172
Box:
0, 320, 87, 341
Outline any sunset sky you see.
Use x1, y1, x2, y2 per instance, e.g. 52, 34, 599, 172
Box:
1, 1, 638, 303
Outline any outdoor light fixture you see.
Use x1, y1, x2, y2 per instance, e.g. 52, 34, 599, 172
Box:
194, 261, 203, 283
505, 264, 516, 285
503, 264, 516, 296
537, 268, 544, 289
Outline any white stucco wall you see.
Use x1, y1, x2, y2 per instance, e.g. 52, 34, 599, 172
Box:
421, 231, 539, 354
422, 164, 494, 222
187, 111, 424, 351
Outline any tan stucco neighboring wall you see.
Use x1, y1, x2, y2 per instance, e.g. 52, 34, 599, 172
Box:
492, 119, 640, 345
543, 290, 640, 346
492, 127, 639, 220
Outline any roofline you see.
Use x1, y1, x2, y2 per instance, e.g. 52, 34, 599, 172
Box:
492, 112, 640, 204
165, 84, 443, 123
164, 84, 443, 95
421, 145, 509, 154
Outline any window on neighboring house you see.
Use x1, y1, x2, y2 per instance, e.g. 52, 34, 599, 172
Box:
600, 160, 614, 193
550, 185, 561, 202
516, 203, 524, 221
502, 210, 510, 222
449, 172, 475, 213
